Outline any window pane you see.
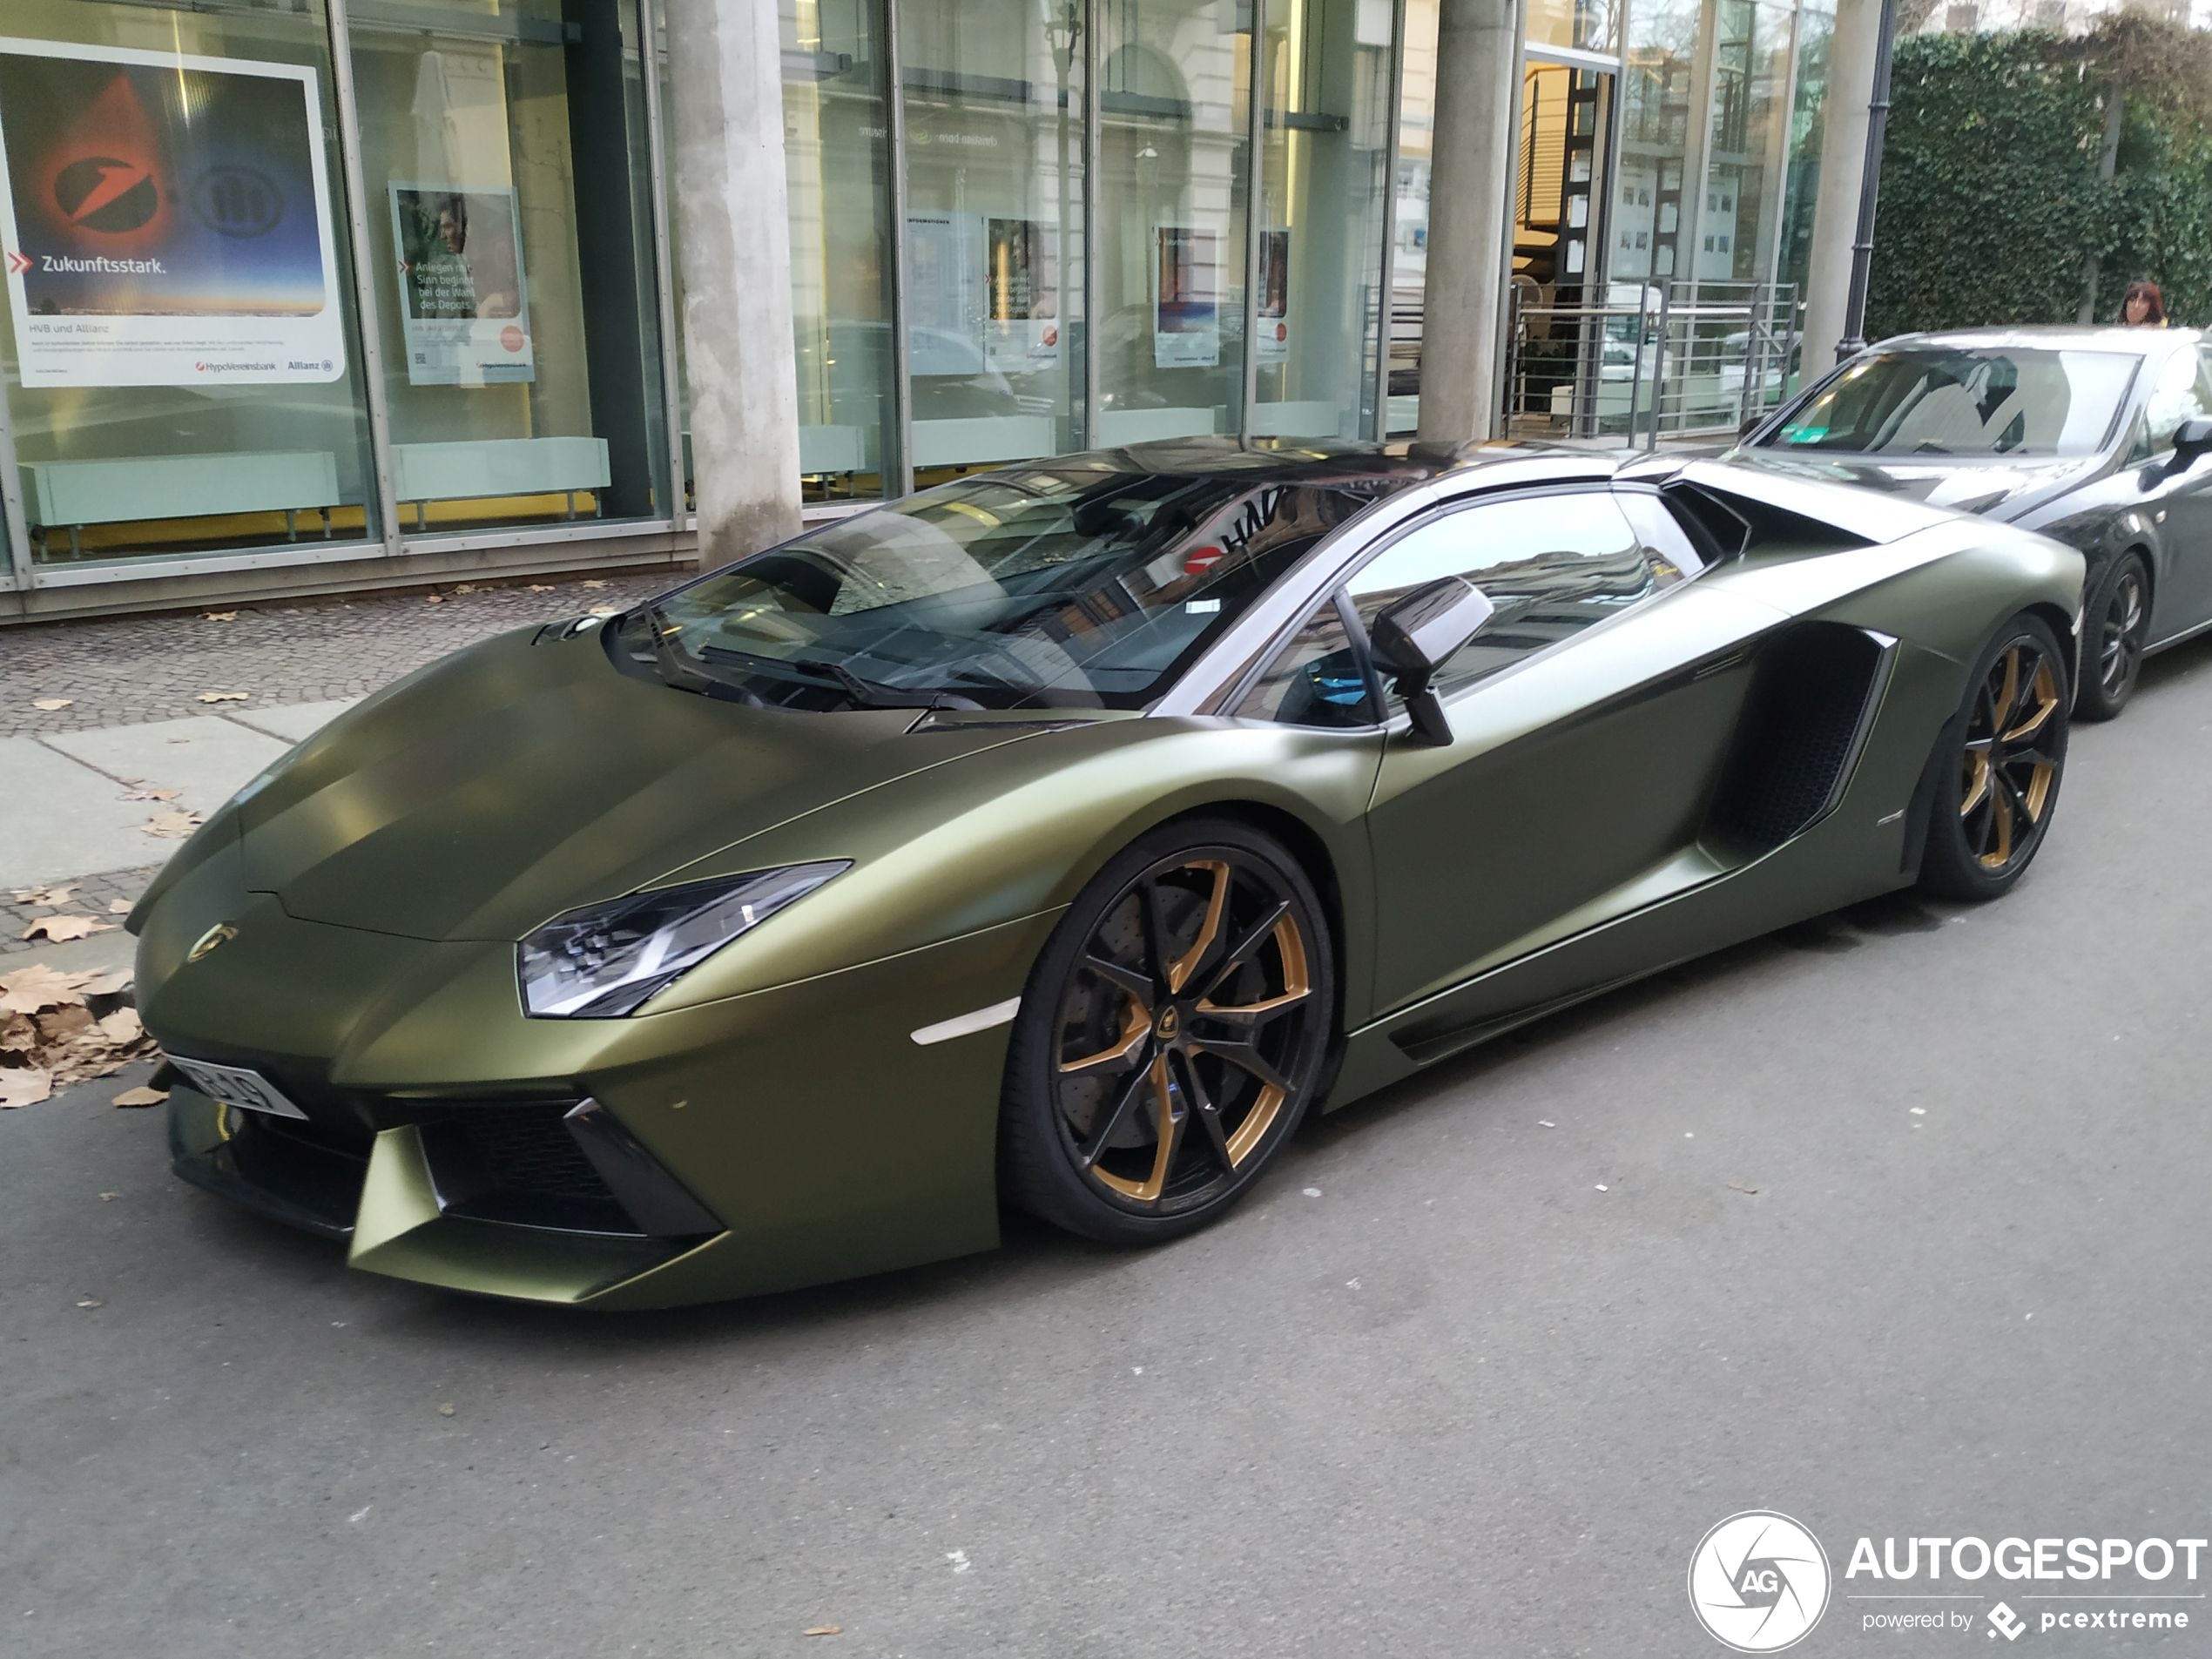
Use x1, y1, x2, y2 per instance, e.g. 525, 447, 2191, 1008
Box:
1529, 0, 1621, 53
1237, 597, 1373, 726
1771, 349, 2137, 458
349, 0, 670, 536
899, 0, 1085, 484
1347, 492, 1669, 691
1615, 0, 1701, 282
1096, 0, 1251, 445
785, 0, 898, 502
1697, 0, 1792, 287
0, 1, 378, 569
1253, 0, 1393, 441
1386, 0, 1438, 436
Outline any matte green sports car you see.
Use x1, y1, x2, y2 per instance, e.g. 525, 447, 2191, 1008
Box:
132, 442, 2083, 1308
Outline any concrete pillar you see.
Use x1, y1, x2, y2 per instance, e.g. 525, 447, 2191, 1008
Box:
663, 0, 804, 560
1415, 0, 1521, 445
1800, 0, 1881, 378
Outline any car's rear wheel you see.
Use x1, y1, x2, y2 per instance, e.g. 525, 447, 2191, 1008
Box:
1000, 819, 1334, 1244
2078, 551, 2149, 721
1918, 613, 2069, 901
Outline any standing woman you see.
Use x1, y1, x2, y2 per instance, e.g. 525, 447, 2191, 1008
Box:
2120, 280, 2168, 326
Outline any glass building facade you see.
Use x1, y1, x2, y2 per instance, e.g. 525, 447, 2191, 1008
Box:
0, 0, 1843, 616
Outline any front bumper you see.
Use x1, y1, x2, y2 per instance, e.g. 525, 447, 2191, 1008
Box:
141, 846, 1062, 1309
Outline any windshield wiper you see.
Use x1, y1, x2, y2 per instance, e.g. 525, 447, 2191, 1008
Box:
793, 658, 981, 712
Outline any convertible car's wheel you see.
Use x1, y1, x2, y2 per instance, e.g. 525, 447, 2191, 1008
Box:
1001, 819, 1334, 1244
2077, 551, 2149, 721
1918, 613, 2069, 901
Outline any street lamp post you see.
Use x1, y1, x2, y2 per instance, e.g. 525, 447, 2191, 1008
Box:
1834, 0, 1899, 359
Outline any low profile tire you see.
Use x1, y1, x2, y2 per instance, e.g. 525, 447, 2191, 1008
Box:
1000, 818, 1335, 1245
2077, 551, 2150, 721
1918, 612, 2070, 902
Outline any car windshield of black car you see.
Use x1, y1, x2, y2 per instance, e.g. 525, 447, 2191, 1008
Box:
1769, 347, 2136, 458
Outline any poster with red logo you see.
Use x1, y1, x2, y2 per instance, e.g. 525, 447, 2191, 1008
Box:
388, 182, 535, 387
0, 37, 345, 388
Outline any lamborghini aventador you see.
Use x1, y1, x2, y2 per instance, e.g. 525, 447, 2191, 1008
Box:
131, 440, 2083, 1307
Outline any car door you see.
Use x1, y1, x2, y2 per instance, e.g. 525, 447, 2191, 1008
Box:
2129, 341, 2212, 639
1345, 486, 1789, 1019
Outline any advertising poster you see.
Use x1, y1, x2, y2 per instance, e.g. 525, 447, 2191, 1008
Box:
1257, 229, 1291, 366
388, 182, 532, 386
1153, 225, 1219, 369
904, 211, 977, 378
0, 37, 345, 387
982, 216, 1058, 374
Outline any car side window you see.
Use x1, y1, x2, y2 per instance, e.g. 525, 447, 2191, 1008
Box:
1345, 490, 1682, 699
2141, 347, 2211, 451
1235, 598, 1376, 728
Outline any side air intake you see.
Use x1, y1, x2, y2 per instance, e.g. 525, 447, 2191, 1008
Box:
1703, 624, 1894, 859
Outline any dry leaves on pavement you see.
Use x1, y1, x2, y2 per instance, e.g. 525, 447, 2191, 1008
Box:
204, 610, 239, 622
195, 691, 250, 704
582, 579, 608, 589
0, 962, 152, 1103
31, 698, 72, 711
527, 584, 556, 592
141, 810, 205, 840
112, 1084, 166, 1109
12, 883, 78, 907
108, 900, 132, 915
20, 915, 115, 943
119, 786, 181, 802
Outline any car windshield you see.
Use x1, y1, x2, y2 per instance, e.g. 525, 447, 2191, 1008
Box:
620, 467, 1393, 711
1766, 347, 2137, 457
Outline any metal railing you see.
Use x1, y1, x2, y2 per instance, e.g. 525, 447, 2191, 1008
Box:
1502, 280, 1803, 449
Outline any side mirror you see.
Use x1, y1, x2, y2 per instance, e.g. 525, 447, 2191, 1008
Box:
2175, 415, 2212, 464
1367, 576, 1496, 745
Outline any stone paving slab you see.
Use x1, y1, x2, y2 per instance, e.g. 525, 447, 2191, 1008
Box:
41, 717, 290, 816
0, 571, 671, 738
223, 698, 361, 743
0, 737, 176, 891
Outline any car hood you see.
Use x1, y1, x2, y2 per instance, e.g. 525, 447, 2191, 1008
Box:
1726, 448, 2106, 521
235, 624, 1049, 942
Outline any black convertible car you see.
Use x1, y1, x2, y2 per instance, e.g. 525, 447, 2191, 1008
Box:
1735, 326, 2212, 718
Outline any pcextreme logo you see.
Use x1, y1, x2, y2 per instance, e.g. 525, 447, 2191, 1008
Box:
1689, 1511, 1832, 1652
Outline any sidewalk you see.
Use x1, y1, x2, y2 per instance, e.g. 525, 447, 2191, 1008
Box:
2, 571, 673, 958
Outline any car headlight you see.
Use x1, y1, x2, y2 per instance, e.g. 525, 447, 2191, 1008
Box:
517, 862, 849, 1018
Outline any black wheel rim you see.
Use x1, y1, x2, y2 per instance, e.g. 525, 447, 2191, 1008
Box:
1051, 852, 1322, 1215
2098, 566, 2148, 698
1959, 638, 2062, 873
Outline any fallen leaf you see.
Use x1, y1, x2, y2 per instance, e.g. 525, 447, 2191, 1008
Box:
425, 593, 445, 604
119, 787, 180, 802
581, 579, 608, 590
108, 900, 132, 915
78, 969, 132, 997
1727, 1181, 1759, 1196
142, 810, 205, 840
36, 1004, 96, 1045
203, 610, 239, 622
589, 605, 621, 617
195, 691, 249, 704
75, 1298, 103, 1310
12, 883, 78, 907
0, 1012, 35, 1052
437, 1402, 456, 1417
802, 1628, 842, 1638
0, 964, 90, 1015
111, 1085, 166, 1109
97, 1008, 142, 1045
0, 1067, 54, 1108
21, 915, 114, 943
99, 1191, 119, 1201
527, 583, 556, 592
453, 583, 477, 594
31, 698, 71, 711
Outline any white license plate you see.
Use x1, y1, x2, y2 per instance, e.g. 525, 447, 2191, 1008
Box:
168, 1055, 307, 1121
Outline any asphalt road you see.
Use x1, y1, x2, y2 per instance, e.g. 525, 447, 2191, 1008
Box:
6, 644, 2211, 1659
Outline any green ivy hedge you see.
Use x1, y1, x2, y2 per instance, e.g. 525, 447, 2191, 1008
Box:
1870, 24, 2212, 334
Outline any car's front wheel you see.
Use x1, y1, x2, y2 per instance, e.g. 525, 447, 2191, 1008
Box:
2077, 550, 2150, 721
1918, 613, 2070, 901
1000, 819, 1334, 1244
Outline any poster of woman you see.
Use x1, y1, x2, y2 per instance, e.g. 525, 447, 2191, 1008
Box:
388, 182, 532, 386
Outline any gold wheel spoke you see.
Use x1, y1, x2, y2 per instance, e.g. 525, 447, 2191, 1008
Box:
1194, 984, 1312, 1028
2003, 655, 2058, 742
1060, 1001, 1150, 1076
1076, 1062, 1152, 1172
1959, 747, 1992, 818
1166, 860, 1231, 995
1194, 900, 1294, 1001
